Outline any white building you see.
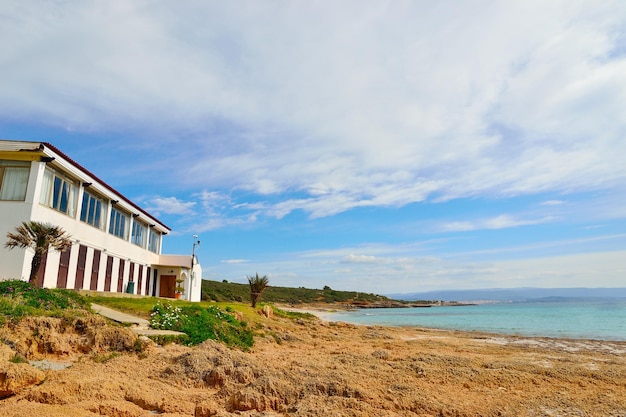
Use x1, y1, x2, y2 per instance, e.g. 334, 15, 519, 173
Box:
0, 140, 202, 301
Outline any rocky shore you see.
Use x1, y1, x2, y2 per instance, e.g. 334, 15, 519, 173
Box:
1, 308, 625, 416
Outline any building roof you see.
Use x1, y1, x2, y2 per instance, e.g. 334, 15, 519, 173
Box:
0, 139, 170, 233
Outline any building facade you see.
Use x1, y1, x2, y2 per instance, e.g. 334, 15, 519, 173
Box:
0, 140, 202, 301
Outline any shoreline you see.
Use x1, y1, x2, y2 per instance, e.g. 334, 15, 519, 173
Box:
278, 304, 626, 352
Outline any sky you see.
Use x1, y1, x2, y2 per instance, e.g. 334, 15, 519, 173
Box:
1, 1, 625, 295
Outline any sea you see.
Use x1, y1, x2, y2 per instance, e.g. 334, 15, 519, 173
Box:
323, 298, 626, 341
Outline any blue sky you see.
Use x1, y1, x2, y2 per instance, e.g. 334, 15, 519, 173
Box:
1, 1, 625, 294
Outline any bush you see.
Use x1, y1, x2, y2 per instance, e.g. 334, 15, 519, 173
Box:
149, 301, 254, 349
149, 301, 184, 329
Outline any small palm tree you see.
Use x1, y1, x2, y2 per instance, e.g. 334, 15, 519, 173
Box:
5, 221, 73, 285
247, 273, 269, 308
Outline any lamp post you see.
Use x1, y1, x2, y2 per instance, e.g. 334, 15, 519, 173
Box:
191, 235, 200, 299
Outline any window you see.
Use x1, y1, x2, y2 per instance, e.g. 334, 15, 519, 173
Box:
109, 207, 129, 239
39, 168, 78, 216
148, 228, 161, 253
80, 190, 106, 229
0, 160, 30, 201
131, 220, 147, 247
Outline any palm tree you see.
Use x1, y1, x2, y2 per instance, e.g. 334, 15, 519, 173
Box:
247, 273, 269, 308
5, 221, 73, 285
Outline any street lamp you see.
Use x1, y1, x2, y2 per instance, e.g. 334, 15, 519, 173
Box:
188, 234, 201, 301
192, 235, 201, 266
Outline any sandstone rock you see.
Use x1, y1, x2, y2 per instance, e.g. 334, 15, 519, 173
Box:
90, 326, 137, 352
0, 344, 14, 361
195, 399, 220, 416
261, 305, 273, 318
371, 349, 390, 359
0, 362, 45, 398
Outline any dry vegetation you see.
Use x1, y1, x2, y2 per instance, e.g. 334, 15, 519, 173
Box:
1, 303, 625, 417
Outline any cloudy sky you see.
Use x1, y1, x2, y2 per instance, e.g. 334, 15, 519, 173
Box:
2, 1, 625, 294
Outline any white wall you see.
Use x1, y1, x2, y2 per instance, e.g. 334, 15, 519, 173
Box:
0, 161, 45, 280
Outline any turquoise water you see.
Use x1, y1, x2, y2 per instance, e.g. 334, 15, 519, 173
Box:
325, 299, 626, 341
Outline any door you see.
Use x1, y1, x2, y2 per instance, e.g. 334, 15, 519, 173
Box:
90, 249, 101, 290
159, 275, 176, 298
117, 259, 125, 292
104, 256, 113, 292
74, 245, 87, 290
57, 247, 72, 288
35, 251, 48, 287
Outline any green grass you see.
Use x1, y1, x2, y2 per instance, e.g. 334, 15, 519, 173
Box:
149, 301, 254, 349
266, 303, 316, 320
85, 296, 262, 349
86, 295, 158, 318
0, 279, 90, 322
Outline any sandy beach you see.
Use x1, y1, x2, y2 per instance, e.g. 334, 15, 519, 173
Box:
1, 308, 625, 416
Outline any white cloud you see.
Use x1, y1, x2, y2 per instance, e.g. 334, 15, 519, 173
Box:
340, 254, 388, 264
144, 196, 196, 216
1, 1, 625, 221
221, 259, 249, 264
541, 200, 565, 206
440, 215, 554, 232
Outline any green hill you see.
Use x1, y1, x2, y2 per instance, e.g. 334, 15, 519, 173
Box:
201, 279, 394, 305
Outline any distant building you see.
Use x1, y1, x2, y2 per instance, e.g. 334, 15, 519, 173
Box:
0, 140, 201, 301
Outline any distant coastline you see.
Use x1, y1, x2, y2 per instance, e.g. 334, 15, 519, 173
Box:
388, 287, 626, 303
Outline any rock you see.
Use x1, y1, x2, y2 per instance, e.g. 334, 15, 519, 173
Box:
195, 399, 220, 416
89, 326, 138, 352
261, 305, 273, 318
372, 350, 390, 359
0, 344, 14, 361
0, 362, 46, 398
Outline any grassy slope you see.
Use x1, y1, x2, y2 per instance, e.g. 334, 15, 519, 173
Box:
201, 279, 394, 304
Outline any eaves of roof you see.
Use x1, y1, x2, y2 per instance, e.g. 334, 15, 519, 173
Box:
1, 139, 171, 233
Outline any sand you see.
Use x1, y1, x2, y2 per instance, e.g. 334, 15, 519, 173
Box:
0, 308, 625, 416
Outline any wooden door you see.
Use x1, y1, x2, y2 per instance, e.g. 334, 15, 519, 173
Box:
90, 249, 101, 290
57, 247, 72, 288
159, 275, 176, 298
117, 259, 125, 292
74, 245, 87, 290
104, 256, 113, 292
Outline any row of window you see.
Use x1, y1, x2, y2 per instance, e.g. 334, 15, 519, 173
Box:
0, 160, 161, 253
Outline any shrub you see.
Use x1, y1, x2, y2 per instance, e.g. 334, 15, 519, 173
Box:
149, 302, 254, 349
149, 301, 184, 329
